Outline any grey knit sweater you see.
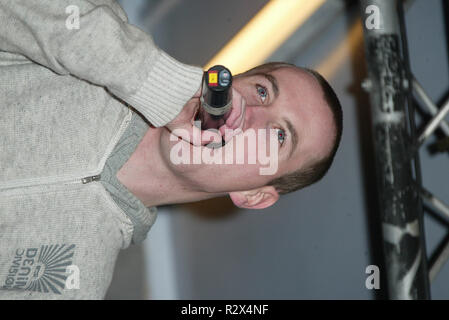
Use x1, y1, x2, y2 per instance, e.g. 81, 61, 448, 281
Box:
100, 111, 153, 245
0, 0, 203, 299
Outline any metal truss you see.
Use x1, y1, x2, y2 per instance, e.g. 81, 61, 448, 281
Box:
360, 0, 449, 299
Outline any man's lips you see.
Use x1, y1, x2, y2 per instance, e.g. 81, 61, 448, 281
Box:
218, 98, 246, 142
225, 96, 246, 130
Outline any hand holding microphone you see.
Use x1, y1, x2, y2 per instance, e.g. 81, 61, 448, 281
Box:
166, 65, 244, 147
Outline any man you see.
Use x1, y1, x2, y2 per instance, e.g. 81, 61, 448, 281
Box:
0, 0, 342, 299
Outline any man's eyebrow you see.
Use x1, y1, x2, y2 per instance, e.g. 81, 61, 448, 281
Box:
264, 73, 279, 99
284, 117, 299, 159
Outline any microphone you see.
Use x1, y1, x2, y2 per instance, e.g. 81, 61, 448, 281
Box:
196, 65, 233, 131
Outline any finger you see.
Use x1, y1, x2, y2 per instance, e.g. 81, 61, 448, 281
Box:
200, 128, 223, 147
219, 124, 242, 143
171, 123, 223, 147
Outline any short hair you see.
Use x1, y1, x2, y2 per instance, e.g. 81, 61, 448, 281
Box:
239, 62, 343, 195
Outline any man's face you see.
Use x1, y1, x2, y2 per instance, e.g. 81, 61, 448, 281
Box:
160, 66, 335, 194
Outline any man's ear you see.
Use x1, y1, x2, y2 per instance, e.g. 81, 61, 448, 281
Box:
229, 185, 279, 210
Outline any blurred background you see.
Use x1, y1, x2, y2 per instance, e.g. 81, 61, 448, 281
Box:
106, 0, 449, 299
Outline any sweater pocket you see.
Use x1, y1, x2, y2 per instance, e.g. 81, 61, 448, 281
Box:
0, 182, 133, 299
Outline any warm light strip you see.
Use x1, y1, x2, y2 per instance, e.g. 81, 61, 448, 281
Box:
204, 0, 326, 74
315, 19, 363, 79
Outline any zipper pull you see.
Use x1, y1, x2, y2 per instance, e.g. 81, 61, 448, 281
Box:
81, 174, 101, 184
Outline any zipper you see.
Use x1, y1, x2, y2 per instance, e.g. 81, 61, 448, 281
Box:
81, 174, 101, 184
0, 176, 81, 191
0, 174, 102, 193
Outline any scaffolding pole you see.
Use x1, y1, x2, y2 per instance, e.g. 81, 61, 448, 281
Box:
359, 0, 430, 299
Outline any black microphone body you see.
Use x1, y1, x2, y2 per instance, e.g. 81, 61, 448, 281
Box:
197, 65, 233, 131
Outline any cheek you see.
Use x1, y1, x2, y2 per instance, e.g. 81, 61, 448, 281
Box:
231, 131, 278, 167
243, 105, 270, 131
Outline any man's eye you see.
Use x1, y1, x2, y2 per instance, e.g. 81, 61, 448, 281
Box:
275, 128, 286, 146
256, 85, 268, 103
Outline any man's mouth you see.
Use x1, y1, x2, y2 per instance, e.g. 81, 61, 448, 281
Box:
218, 97, 246, 141
167, 95, 246, 148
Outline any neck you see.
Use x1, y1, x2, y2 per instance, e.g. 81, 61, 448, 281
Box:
116, 127, 222, 207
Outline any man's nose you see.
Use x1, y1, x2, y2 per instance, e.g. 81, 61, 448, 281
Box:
242, 104, 271, 133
